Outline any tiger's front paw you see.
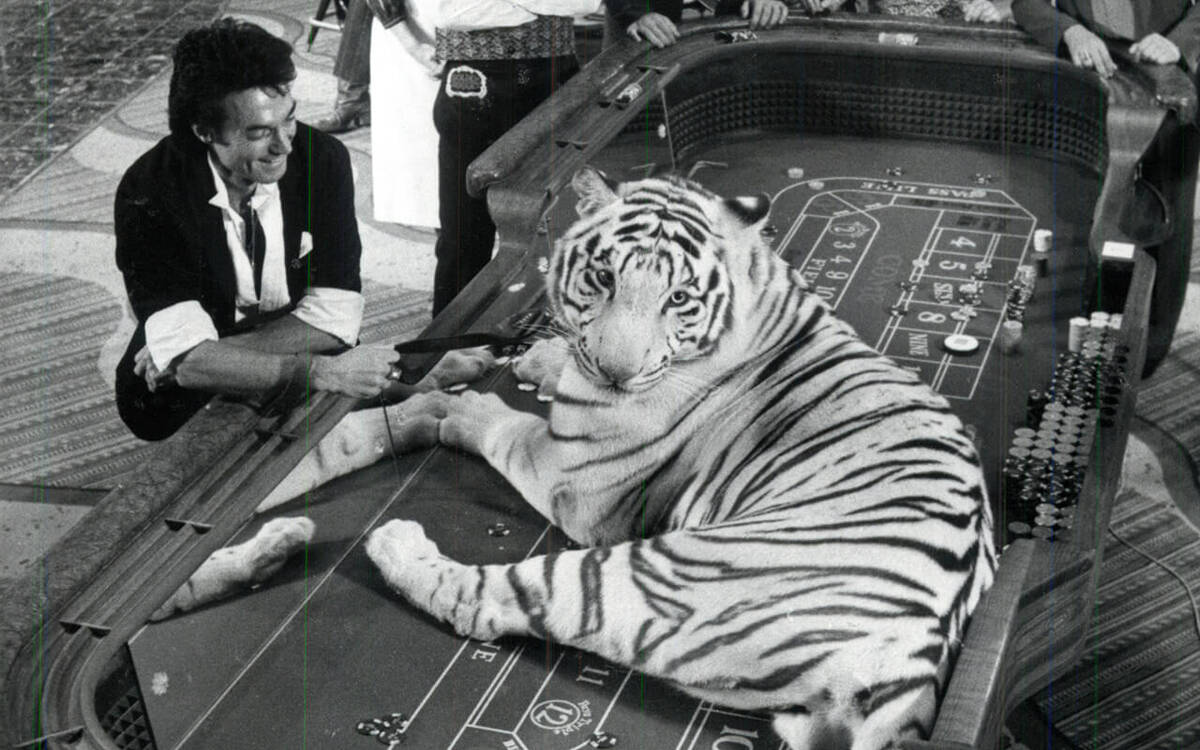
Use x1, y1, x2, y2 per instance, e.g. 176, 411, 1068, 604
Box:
513, 337, 570, 396
400, 390, 513, 455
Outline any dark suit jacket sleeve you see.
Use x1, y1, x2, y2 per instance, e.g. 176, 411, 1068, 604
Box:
113, 162, 208, 324
304, 131, 363, 295
1165, 3, 1200, 74
1011, 0, 1084, 56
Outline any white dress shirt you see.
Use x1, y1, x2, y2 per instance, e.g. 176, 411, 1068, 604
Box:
143, 156, 364, 370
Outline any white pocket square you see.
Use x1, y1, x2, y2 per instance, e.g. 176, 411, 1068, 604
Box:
299, 231, 314, 258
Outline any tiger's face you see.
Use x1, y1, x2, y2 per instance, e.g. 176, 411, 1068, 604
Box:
548, 168, 771, 394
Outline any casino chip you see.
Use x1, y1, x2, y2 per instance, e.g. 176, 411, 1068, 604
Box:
943, 334, 980, 354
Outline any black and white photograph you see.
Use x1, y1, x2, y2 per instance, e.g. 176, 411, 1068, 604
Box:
2, 1, 1200, 748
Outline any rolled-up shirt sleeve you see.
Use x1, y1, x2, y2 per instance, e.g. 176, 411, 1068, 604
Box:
291, 286, 365, 346
145, 300, 220, 370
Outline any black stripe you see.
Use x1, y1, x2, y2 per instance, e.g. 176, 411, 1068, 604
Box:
576, 546, 610, 637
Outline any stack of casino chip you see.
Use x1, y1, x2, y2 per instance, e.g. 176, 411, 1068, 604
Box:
1005, 264, 1037, 323
1002, 314, 1127, 544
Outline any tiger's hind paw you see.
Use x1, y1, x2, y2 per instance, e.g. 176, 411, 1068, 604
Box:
149, 516, 314, 621
241, 516, 316, 584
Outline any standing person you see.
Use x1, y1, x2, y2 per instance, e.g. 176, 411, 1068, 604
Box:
114, 18, 399, 441
366, 0, 442, 229
314, 0, 374, 133
1011, 0, 1200, 376
427, 0, 601, 317
1011, 0, 1200, 78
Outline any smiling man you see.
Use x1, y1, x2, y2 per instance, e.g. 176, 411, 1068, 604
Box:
114, 19, 399, 440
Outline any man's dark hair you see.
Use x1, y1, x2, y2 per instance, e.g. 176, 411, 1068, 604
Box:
167, 18, 296, 150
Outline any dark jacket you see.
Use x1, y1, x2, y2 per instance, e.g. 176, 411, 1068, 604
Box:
113, 123, 362, 439
1011, 0, 1200, 74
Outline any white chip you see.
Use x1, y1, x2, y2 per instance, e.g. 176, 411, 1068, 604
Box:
517, 382, 537, 391
536, 393, 555, 403
809, 180, 825, 190
656, 123, 667, 139
1034, 228, 1053, 252
943, 334, 980, 354
787, 167, 805, 180
1101, 240, 1135, 262
444, 382, 469, 393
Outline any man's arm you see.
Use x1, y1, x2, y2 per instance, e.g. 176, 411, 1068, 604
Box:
171, 317, 396, 400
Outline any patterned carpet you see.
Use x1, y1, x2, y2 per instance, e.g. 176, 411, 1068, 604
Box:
1035, 470, 1200, 750
0, 0, 225, 198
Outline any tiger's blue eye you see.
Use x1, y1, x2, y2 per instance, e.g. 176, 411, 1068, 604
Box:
595, 269, 614, 288
668, 290, 690, 307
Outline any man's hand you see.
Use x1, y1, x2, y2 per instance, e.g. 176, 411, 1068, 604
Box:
627, 13, 679, 48
742, 0, 789, 28
389, 22, 443, 78
963, 0, 1003, 23
1063, 24, 1118, 77
133, 345, 176, 392
796, 0, 847, 14
309, 345, 400, 399
1130, 33, 1181, 65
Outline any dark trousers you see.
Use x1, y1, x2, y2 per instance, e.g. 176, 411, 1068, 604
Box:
333, 0, 373, 85
114, 327, 212, 441
1139, 117, 1199, 377
431, 55, 579, 316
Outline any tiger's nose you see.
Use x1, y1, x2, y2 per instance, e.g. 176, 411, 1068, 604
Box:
597, 364, 635, 388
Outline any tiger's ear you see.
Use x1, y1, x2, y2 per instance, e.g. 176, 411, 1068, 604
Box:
572, 166, 620, 216
724, 193, 772, 228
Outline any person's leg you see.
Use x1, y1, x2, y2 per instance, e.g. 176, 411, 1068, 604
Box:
114, 331, 212, 441
431, 56, 581, 317
432, 67, 500, 316
316, 0, 373, 133
1139, 118, 1198, 377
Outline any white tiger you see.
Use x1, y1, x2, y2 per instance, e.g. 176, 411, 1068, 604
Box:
162, 167, 996, 750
